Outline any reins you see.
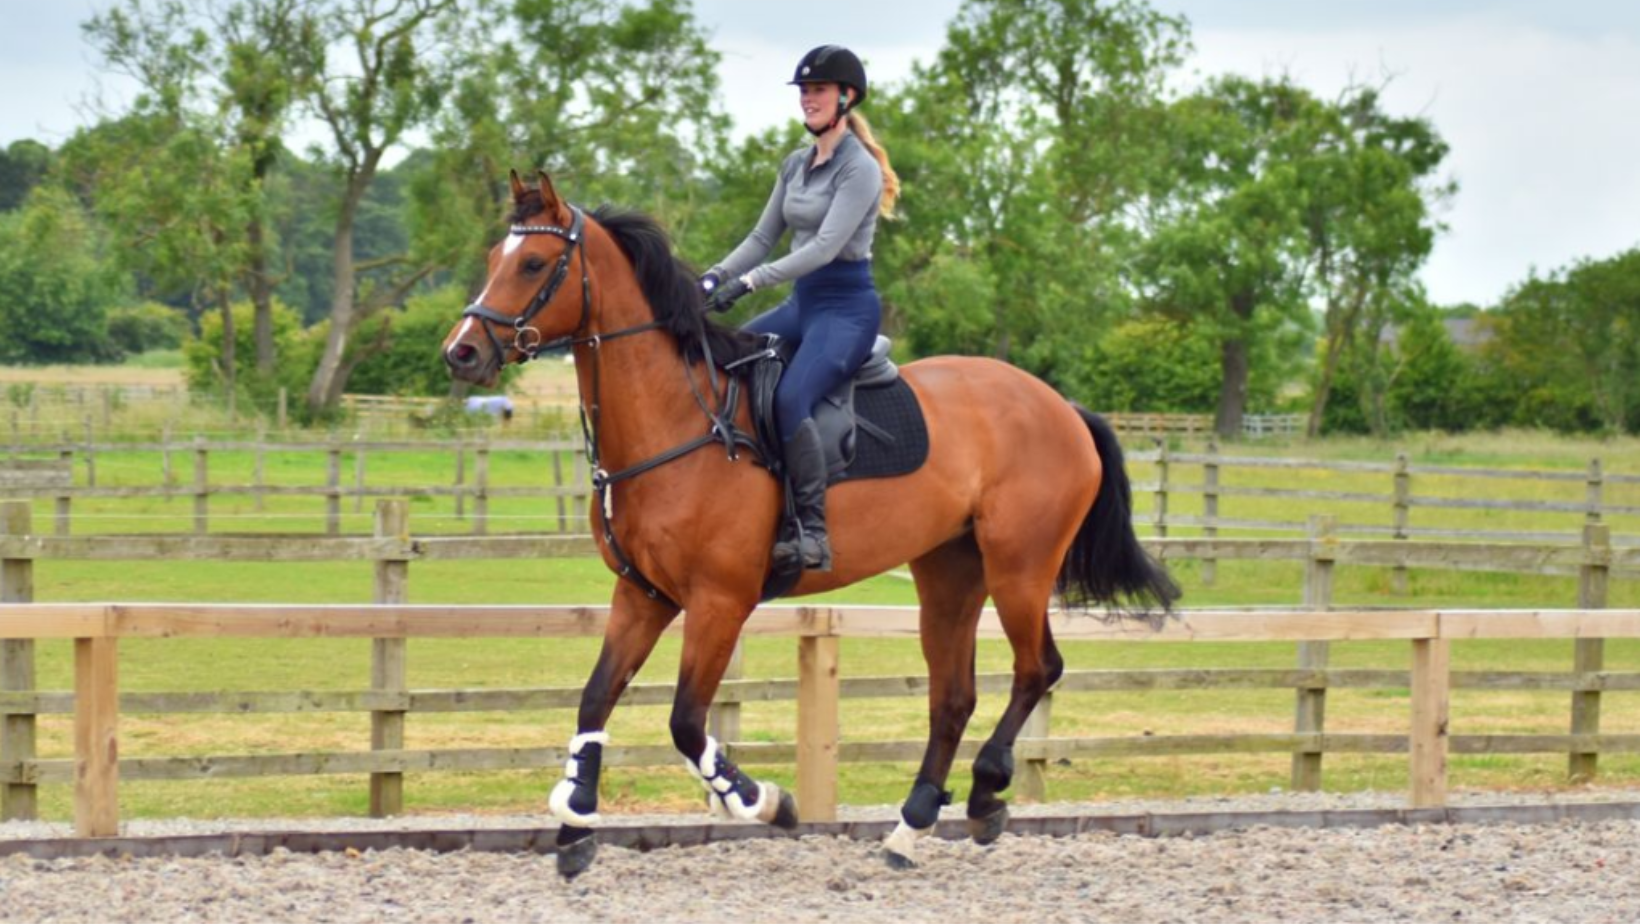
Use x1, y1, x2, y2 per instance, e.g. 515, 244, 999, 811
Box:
461, 205, 760, 604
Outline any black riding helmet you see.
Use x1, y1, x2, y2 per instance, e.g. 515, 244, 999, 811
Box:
789, 45, 868, 110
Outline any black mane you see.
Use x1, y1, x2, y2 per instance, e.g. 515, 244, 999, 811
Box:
511, 193, 763, 367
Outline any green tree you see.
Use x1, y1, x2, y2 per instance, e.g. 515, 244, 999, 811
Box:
59, 112, 256, 398
0, 187, 131, 364
1302, 84, 1453, 437
0, 140, 54, 212
1485, 250, 1640, 434
866, 0, 1187, 392
1137, 76, 1322, 438
83, 0, 306, 377
420, 0, 728, 306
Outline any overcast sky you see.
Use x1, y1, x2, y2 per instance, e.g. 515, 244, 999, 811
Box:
4, 1, 1639, 308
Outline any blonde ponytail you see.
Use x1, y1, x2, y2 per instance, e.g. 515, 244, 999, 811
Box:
847, 111, 900, 219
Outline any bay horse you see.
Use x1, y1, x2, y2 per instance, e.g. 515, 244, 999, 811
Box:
442, 171, 1178, 878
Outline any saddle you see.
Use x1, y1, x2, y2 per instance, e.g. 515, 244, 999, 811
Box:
748, 335, 907, 480
744, 334, 930, 599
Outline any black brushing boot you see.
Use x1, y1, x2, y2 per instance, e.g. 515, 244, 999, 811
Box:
773, 419, 832, 572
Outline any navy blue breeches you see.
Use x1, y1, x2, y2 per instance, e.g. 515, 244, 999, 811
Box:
743, 259, 882, 444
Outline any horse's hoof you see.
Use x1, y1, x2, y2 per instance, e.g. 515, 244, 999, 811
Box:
884, 849, 918, 870
556, 830, 598, 880
771, 790, 800, 830
967, 804, 1009, 846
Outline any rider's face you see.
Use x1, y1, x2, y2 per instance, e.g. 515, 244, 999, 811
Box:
799, 82, 844, 133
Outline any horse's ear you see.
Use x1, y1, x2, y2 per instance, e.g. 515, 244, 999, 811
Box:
509, 169, 528, 203
537, 170, 568, 220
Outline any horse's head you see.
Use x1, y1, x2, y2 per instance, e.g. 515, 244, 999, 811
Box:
443, 170, 589, 387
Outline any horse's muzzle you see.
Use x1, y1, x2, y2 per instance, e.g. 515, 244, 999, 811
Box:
444, 339, 501, 388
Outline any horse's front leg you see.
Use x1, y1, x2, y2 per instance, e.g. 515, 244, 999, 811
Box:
670, 593, 799, 829
550, 581, 680, 879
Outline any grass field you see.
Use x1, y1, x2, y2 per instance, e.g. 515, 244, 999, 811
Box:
6, 366, 1640, 821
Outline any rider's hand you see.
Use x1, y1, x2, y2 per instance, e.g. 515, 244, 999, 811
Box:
705, 276, 751, 313
699, 271, 722, 294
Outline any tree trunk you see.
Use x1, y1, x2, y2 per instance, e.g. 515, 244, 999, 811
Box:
247, 213, 275, 374
306, 173, 370, 415
217, 289, 237, 419
1215, 289, 1255, 440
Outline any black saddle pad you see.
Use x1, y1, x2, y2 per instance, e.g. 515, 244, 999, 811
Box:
826, 377, 928, 484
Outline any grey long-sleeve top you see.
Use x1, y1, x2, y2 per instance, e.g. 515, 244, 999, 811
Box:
710, 131, 883, 291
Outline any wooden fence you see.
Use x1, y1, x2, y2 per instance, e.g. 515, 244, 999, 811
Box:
1, 500, 1636, 837
1, 436, 589, 536
5, 436, 1640, 554
1101, 412, 1305, 440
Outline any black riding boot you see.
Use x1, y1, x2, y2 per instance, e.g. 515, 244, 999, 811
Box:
774, 419, 832, 572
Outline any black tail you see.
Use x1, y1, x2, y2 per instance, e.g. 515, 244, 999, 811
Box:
1056, 405, 1181, 620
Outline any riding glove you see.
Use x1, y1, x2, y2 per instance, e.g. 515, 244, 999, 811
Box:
705, 276, 751, 313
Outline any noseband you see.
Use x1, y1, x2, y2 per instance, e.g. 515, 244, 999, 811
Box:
461, 205, 591, 361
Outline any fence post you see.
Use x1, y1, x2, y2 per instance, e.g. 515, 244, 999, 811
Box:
371, 499, 410, 817
1, 501, 36, 821
1017, 689, 1053, 802
572, 446, 588, 525
192, 436, 209, 537
83, 416, 96, 488
1409, 636, 1450, 808
161, 424, 174, 496
326, 445, 342, 536
73, 634, 120, 837
1202, 437, 1220, 587
708, 641, 744, 749
1392, 453, 1410, 595
453, 443, 466, 520
552, 450, 568, 533
277, 387, 288, 431
1585, 459, 1603, 526
797, 614, 840, 823
473, 441, 490, 536
1570, 524, 1609, 782
1292, 515, 1335, 792
1152, 439, 1169, 538
354, 444, 368, 514
253, 422, 267, 513
54, 449, 71, 537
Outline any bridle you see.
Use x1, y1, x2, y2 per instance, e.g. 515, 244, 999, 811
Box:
458, 203, 758, 605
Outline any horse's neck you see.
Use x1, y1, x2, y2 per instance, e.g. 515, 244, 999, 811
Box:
571, 259, 711, 475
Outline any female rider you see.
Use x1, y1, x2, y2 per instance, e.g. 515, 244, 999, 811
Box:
701, 44, 901, 573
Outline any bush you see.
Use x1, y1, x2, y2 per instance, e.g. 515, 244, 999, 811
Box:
106, 302, 191, 353
183, 298, 317, 413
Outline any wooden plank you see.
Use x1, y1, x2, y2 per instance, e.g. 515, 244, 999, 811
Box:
1439, 610, 1640, 639
797, 634, 840, 822
73, 637, 119, 837
1409, 638, 1450, 808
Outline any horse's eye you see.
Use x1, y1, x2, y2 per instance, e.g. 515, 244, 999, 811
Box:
522, 256, 547, 274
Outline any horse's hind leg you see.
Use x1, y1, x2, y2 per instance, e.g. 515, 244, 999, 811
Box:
884, 534, 988, 869
966, 540, 1068, 846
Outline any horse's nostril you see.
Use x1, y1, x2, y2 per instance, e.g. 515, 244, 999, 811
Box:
448, 343, 479, 367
